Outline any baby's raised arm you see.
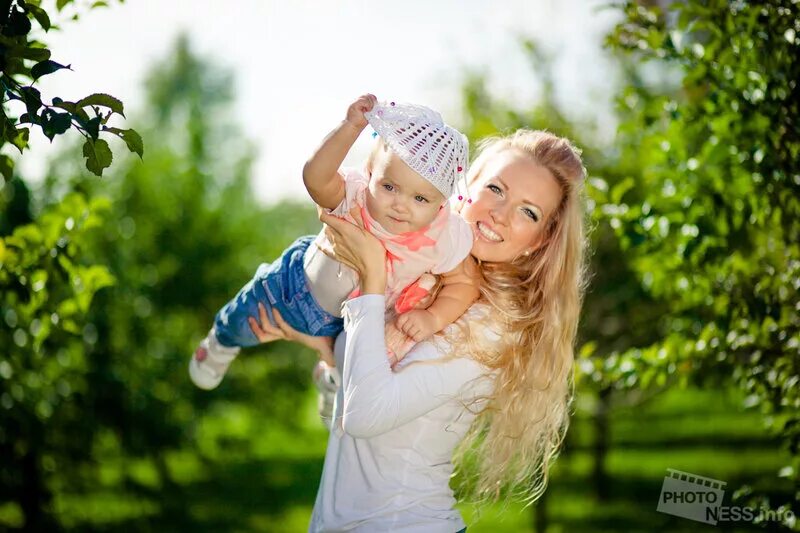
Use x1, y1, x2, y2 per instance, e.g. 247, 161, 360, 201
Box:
396, 257, 480, 342
303, 94, 377, 210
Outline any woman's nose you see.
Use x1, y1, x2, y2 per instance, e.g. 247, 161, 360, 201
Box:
490, 204, 509, 225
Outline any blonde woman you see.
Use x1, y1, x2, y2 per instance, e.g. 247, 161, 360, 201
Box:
250, 130, 589, 533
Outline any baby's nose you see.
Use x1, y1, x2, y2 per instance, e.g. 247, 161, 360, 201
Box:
393, 199, 410, 212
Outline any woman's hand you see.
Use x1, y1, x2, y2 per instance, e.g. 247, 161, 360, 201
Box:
248, 303, 335, 367
319, 209, 387, 295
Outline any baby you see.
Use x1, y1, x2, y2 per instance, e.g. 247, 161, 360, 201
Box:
189, 95, 479, 390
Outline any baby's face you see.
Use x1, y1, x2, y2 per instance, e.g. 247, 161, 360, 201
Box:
365, 147, 446, 234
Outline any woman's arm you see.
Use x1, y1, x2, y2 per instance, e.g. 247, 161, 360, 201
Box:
339, 294, 491, 438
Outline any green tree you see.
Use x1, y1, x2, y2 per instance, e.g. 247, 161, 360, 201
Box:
1, 3, 135, 529
593, 0, 799, 523
3, 34, 321, 530
1, 0, 141, 178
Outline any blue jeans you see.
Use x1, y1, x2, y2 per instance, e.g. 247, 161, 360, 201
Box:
213, 235, 344, 347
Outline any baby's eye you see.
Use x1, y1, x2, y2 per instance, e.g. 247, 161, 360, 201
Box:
383, 183, 394, 192
415, 195, 429, 203
522, 207, 540, 222
487, 184, 502, 195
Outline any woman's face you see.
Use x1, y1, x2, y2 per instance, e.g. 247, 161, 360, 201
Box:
460, 149, 563, 263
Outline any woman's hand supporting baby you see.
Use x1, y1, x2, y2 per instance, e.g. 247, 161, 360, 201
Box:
248, 303, 336, 368
319, 209, 387, 296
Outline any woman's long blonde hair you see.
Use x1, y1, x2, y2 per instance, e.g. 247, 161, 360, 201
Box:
450, 129, 590, 507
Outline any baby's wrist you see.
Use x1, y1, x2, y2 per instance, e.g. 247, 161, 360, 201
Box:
342, 118, 366, 133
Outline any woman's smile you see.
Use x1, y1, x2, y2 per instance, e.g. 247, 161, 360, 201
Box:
475, 221, 503, 242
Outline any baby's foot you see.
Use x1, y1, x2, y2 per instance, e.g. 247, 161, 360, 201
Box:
312, 361, 339, 426
189, 330, 240, 390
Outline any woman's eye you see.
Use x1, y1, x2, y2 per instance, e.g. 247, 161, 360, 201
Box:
488, 184, 502, 195
415, 195, 429, 203
383, 184, 394, 192
523, 207, 539, 222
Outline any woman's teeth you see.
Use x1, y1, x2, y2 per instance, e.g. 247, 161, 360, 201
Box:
477, 222, 502, 242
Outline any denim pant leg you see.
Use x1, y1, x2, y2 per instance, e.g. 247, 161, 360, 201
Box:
213, 262, 275, 348
213, 235, 344, 348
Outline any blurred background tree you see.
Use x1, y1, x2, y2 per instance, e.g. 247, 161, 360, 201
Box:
1, 1, 138, 530
1, 0, 797, 532
460, 1, 797, 531
595, 0, 798, 523
2, 31, 323, 530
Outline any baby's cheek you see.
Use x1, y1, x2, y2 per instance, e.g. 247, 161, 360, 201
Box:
364, 190, 385, 217
420, 205, 440, 224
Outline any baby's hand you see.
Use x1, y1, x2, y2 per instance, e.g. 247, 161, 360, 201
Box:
396, 309, 440, 342
345, 94, 377, 130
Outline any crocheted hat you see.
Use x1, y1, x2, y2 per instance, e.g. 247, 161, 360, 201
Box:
365, 101, 468, 199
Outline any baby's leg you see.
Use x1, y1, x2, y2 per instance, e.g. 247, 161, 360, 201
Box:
213, 262, 276, 348
190, 263, 277, 390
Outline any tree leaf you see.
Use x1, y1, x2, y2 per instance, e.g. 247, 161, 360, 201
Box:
19, 85, 42, 116
76, 93, 125, 118
26, 4, 51, 31
51, 97, 77, 114
0, 154, 13, 180
85, 116, 100, 140
11, 127, 29, 152
104, 127, 143, 158
18, 112, 40, 125
611, 176, 635, 204
2, 7, 31, 37
31, 59, 70, 80
82, 138, 112, 176
41, 111, 71, 141
9, 45, 51, 62
0, 0, 11, 26
0, 117, 13, 141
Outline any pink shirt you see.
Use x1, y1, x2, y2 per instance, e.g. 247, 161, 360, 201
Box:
319, 167, 474, 311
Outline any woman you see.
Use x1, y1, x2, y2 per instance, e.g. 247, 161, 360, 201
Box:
250, 130, 589, 532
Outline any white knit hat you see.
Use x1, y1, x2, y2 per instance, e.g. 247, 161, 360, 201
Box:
365, 101, 468, 199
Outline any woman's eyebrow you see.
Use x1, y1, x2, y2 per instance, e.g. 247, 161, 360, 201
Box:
496, 177, 543, 213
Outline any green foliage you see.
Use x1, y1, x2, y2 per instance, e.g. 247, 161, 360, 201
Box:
0, 191, 114, 529
0, 0, 139, 178
1, 34, 322, 529
593, 0, 799, 522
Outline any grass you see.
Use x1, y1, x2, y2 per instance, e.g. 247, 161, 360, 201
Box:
1, 384, 789, 532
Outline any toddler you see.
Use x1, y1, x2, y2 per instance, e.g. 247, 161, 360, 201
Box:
190, 95, 479, 390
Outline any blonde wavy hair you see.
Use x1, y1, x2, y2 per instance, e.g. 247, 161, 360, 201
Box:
449, 129, 590, 507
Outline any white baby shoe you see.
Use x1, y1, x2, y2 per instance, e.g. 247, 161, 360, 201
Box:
189, 329, 240, 390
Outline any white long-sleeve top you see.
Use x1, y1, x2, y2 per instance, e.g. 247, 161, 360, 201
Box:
308, 294, 496, 533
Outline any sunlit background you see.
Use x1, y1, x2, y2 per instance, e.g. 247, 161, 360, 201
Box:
23, 0, 620, 203
1, 1, 797, 532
